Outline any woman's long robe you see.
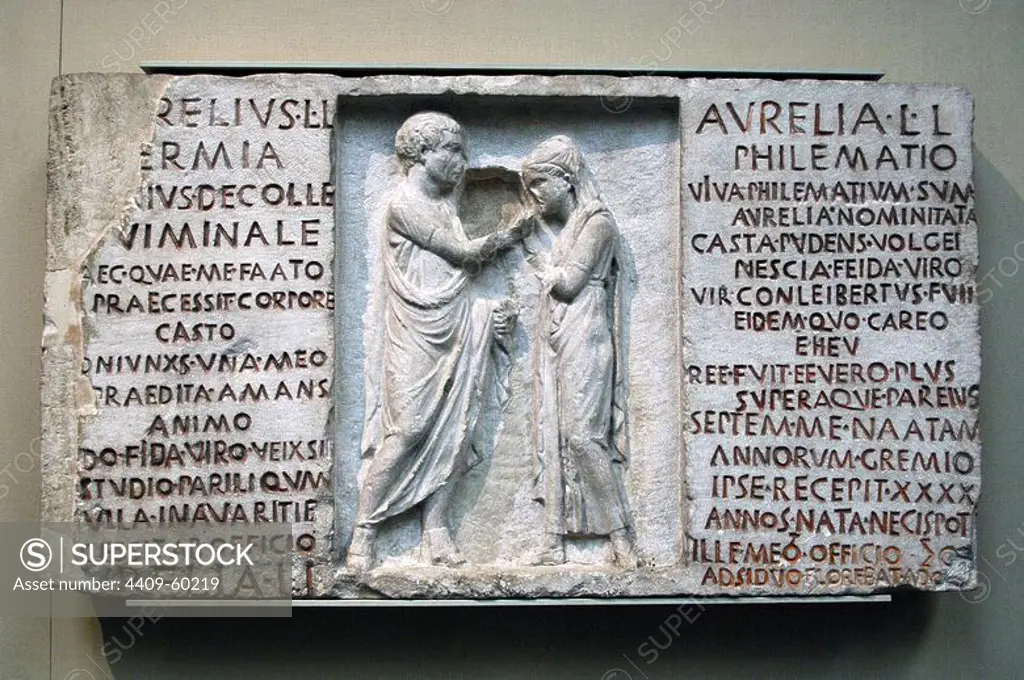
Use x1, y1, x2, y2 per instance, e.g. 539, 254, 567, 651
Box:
532, 201, 630, 536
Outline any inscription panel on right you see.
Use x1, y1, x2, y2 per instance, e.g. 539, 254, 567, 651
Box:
682, 82, 979, 593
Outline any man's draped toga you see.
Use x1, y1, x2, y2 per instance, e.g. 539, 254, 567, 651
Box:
361, 187, 504, 524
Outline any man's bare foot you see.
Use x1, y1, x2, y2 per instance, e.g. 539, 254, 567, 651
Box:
346, 526, 376, 572
423, 528, 467, 567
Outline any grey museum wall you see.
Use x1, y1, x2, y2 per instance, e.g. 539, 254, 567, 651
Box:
1, 0, 1022, 677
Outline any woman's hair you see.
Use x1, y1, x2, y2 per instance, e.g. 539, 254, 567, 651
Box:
521, 135, 604, 206
394, 112, 461, 172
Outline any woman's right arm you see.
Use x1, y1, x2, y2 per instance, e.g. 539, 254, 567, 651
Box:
547, 215, 614, 302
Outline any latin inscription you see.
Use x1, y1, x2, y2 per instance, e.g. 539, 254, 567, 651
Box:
77, 86, 336, 564
682, 87, 979, 592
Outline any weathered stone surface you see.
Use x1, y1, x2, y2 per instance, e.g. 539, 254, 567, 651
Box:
681, 81, 979, 594
42, 74, 979, 600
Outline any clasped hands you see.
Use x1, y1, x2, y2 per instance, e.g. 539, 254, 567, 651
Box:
492, 298, 518, 339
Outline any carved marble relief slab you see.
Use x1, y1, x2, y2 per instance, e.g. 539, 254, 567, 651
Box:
43, 75, 978, 600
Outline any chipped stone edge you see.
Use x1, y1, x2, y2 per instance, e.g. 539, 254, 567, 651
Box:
42, 74, 171, 524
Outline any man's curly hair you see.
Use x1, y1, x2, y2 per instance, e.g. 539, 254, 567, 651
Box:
394, 112, 461, 172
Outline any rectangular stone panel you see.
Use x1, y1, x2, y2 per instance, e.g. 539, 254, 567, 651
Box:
680, 81, 978, 593
42, 74, 978, 600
